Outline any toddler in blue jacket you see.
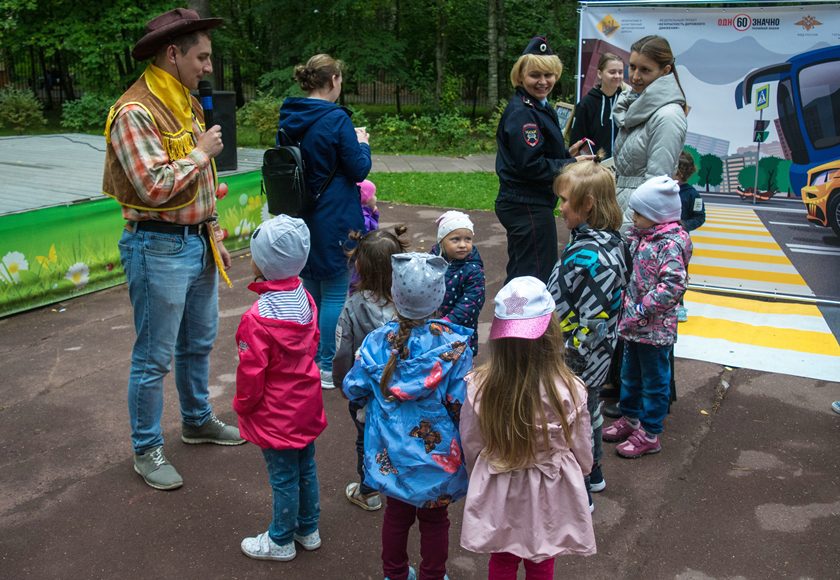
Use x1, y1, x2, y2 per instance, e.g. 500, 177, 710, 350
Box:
430, 211, 486, 356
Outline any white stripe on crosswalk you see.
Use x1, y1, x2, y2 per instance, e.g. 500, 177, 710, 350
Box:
675, 335, 840, 382
690, 255, 799, 274
786, 245, 840, 256
690, 241, 786, 256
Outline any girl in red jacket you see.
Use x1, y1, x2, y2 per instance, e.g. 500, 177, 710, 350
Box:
234, 215, 327, 562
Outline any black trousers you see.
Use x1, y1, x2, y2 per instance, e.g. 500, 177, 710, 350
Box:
495, 199, 558, 284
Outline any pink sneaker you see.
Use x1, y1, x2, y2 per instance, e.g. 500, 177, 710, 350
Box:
616, 429, 661, 458
603, 417, 638, 442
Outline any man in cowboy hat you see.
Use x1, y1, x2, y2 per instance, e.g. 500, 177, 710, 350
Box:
102, 8, 244, 492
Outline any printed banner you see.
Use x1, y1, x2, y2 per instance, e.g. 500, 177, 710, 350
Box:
0, 171, 266, 318
578, 4, 840, 201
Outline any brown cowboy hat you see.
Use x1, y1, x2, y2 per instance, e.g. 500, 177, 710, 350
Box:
132, 8, 223, 61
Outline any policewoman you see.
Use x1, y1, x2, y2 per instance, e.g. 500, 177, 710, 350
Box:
495, 36, 594, 284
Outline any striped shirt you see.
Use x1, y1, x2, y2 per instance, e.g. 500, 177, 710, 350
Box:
257, 284, 313, 324
110, 105, 215, 224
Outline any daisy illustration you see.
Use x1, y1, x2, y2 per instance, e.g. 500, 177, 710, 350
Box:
234, 219, 255, 239
65, 262, 90, 288
1, 251, 29, 283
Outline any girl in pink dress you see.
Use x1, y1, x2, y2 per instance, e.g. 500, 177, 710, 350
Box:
459, 276, 596, 579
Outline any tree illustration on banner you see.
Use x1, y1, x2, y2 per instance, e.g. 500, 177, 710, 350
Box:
697, 154, 724, 192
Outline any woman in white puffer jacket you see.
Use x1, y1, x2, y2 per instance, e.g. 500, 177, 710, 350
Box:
613, 35, 688, 234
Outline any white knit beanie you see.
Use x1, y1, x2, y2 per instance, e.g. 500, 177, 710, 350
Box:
629, 175, 682, 224
436, 210, 474, 243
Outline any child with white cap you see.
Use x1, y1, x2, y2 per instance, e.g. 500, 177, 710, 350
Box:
460, 276, 596, 579
343, 252, 473, 580
603, 175, 692, 458
234, 215, 327, 562
431, 210, 486, 356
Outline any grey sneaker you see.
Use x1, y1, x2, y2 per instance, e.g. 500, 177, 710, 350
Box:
241, 531, 295, 561
134, 446, 183, 490
320, 369, 335, 390
181, 413, 246, 445
294, 529, 322, 551
345, 482, 382, 511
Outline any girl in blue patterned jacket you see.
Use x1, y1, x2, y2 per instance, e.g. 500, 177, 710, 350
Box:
343, 253, 472, 580
430, 211, 486, 356
547, 160, 629, 509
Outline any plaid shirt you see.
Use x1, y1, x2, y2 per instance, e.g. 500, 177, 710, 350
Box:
110, 105, 216, 224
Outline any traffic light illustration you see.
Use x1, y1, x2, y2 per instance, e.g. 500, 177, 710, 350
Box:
753, 119, 770, 143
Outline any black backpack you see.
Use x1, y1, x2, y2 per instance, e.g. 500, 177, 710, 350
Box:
261, 128, 336, 217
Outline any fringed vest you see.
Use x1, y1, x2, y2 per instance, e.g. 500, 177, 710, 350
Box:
101, 77, 206, 211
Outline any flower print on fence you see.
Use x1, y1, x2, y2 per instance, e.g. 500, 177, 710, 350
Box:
1, 251, 29, 283
65, 262, 90, 288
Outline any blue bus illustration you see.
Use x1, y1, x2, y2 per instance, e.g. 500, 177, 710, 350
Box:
735, 45, 840, 235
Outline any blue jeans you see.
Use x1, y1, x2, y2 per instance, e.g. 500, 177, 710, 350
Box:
263, 443, 320, 545
618, 341, 672, 435
119, 228, 217, 454
303, 272, 349, 373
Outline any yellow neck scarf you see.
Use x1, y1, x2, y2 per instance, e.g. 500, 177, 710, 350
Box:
143, 64, 195, 160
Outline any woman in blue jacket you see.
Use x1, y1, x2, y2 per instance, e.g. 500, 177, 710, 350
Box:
278, 54, 372, 390
495, 36, 593, 284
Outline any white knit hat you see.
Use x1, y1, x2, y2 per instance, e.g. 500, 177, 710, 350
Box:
250, 215, 310, 281
391, 253, 448, 319
629, 175, 682, 224
436, 210, 474, 243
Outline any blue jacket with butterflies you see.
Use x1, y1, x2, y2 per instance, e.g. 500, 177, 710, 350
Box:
496, 86, 576, 208
342, 319, 473, 508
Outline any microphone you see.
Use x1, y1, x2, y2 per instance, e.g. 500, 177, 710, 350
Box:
198, 80, 214, 129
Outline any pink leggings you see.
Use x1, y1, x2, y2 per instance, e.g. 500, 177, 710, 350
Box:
488, 552, 555, 580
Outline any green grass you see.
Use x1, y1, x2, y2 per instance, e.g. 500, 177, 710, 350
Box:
371, 172, 498, 211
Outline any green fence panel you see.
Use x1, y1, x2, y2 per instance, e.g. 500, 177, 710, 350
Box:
0, 170, 263, 318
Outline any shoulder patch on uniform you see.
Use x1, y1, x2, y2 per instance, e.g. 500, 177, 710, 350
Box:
522, 123, 541, 147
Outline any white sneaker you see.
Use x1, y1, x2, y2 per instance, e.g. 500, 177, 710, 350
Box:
241, 531, 295, 561
294, 529, 322, 551
320, 369, 335, 390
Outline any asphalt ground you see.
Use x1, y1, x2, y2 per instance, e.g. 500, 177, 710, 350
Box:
1, 202, 838, 579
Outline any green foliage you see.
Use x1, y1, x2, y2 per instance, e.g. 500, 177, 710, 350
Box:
0, 87, 46, 133
372, 171, 498, 211
60, 93, 114, 132
738, 156, 784, 192
370, 112, 495, 154
236, 94, 282, 147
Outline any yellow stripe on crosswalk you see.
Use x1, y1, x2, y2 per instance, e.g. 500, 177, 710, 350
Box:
689, 264, 807, 286
684, 289, 817, 315
690, 235, 780, 250
680, 316, 840, 357
692, 248, 792, 265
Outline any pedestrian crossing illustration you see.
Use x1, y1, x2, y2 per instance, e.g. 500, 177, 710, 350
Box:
675, 204, 840, 381
687, 205, 813, 297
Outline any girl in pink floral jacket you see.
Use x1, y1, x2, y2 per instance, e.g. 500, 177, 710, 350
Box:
603, 176, 692, 459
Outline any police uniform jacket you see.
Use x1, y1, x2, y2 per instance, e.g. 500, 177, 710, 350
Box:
496, 87, 575, 208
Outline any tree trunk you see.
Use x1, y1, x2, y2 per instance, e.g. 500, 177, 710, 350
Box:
487, 0, 498, 109
56, 51, 76, 102
394, 0, 402, 115
434, 0, 447, 110
38, 48, 53, 110
233, 58, 244, 108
